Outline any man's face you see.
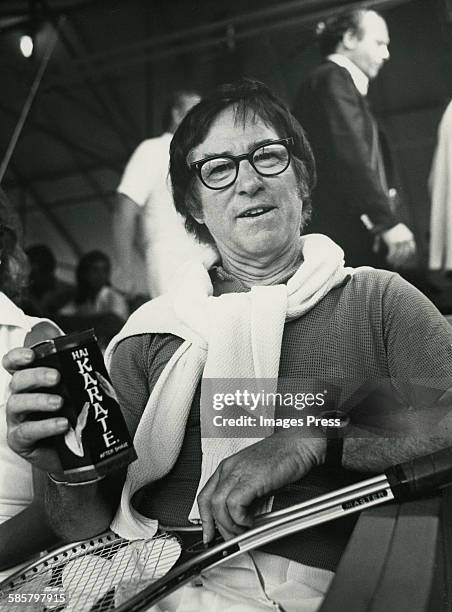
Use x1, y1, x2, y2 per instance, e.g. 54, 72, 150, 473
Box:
348, 12, 390, 79
86, 259, 110, 292
187, 106, 303, 264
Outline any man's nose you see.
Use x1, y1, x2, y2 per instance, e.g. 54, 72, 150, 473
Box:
236, 160, 262, 194
382, 45, 390, 61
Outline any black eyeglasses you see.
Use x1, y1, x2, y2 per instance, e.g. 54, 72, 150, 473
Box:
189, 137, 294, 190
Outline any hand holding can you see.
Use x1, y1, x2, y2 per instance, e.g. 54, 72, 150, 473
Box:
29, 329, 136, 483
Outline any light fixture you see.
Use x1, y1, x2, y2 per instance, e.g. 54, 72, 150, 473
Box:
19, 0, 38, 59
20, 34, 34, 58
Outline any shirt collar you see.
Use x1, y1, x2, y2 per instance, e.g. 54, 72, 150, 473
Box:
327, 53, 369, 96
0, 292, 30, 329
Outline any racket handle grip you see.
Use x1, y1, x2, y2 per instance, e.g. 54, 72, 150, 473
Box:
385, 446, 452, 501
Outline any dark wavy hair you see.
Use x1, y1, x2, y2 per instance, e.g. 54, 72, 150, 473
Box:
317, 8, 369, 57
0, 188, 28, 300
169, 78, 316, 245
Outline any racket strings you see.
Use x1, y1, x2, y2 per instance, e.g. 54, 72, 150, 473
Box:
0, 532, 181, 612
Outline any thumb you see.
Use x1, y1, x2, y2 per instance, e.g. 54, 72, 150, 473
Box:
197, 470, 220, 544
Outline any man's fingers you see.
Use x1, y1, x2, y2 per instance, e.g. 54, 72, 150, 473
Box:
225, 485, 255, 529
386, 245, 397, 265
387, 240, 415, 267
9, 367, 60, 393
2, 347, 34, 374
210, 491, 244, 539
397, 245, 411, 265
397, 244, 414, 266
197, 471, 220, 544
198, 467, 256, 542
387, 247, 402, 266
7, 393, 63, 420
8, 417, 68, 453
215, 523, 242, 542
197, 434, 316, 543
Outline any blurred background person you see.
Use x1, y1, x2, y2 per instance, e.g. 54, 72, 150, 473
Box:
429, 100, 452, 273
24, 243, 74, 317
0, 188, 61, 579
58, 250, 128, 353
293, 7, 416, 269
113, 88, 215, 299
61, 249, 128, 320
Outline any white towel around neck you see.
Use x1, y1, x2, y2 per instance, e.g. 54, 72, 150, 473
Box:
105, 234, 353, 540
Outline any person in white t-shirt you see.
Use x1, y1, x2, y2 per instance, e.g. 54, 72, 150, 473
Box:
0, 188, 61, 579
429, 100, 452, 272
113, 89, 213, 298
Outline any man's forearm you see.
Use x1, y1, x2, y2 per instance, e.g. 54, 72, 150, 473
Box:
0, 502, 61, 570
46, 473, 124, 542
343, 435, 452, 473
112, 193, 140, 294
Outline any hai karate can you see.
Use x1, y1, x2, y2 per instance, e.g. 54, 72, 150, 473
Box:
31, 329, 136, 483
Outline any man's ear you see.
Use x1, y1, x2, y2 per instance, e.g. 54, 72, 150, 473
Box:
342, 29, 358, 50
188, 196, 205, 224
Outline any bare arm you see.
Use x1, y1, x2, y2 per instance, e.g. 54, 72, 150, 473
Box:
197, 423, 452, 544
4, 347, 124, 544
344, 275, 452, 471
198, 276, 452, 542
0, 467, 60, 570
45, 472, 125, 543
197, 432, 326, 543
343, 434, 452, 473
0, 505, 58, 570
112, 193, 140, 295
3, 332, 152, 544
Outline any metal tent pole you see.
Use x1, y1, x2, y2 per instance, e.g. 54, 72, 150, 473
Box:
0, 17, 64, 184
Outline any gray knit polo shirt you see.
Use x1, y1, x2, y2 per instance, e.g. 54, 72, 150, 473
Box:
110, 268, 452, 571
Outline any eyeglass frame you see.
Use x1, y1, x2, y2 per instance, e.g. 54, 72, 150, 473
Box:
188, 137, 295, 191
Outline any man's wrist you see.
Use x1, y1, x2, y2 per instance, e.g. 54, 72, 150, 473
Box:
295, 435, 327, 469
314, 436, 327, 465
272, 430, 326, 473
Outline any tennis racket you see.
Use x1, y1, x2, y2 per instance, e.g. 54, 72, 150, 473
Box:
1, 446, 452, 612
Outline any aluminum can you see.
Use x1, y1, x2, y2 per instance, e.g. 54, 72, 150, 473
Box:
31, 329, 136, 483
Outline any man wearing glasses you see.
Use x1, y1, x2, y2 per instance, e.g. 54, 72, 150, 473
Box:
5, 79, 452, 610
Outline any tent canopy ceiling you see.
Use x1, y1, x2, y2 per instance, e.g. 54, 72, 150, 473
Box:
0, 0, 450, 269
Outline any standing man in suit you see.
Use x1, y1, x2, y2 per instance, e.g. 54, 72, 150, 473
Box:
293, 8, 416, 268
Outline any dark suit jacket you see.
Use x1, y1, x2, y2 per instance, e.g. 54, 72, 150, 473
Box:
293, 61, 400, 266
